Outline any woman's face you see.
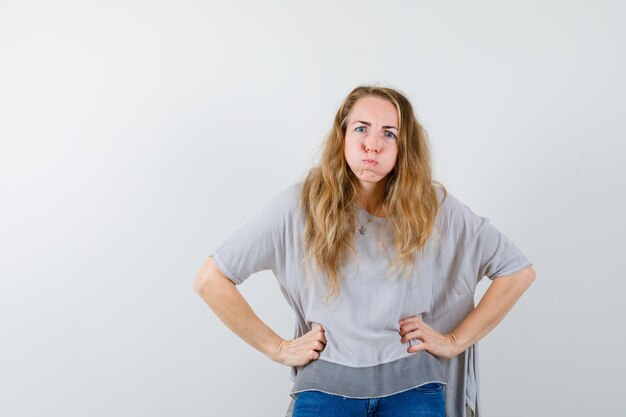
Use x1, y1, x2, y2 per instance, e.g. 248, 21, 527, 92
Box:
344, 95, 399, 188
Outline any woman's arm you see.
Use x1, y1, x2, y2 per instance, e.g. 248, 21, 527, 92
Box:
193, 256, 284, 359
193, 256, 326, 366
399, 265, 536, 358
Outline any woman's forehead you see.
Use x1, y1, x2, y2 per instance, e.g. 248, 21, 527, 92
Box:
348, 96, 399, 127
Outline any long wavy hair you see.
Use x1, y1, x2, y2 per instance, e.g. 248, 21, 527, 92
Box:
299, 85, 447, 303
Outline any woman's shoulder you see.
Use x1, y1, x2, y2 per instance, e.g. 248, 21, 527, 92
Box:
434, 186, 462, 217
434, 188, 487, 234
263, 181, 304, 216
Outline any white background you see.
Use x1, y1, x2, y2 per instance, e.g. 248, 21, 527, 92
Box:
1, 1, 624, 416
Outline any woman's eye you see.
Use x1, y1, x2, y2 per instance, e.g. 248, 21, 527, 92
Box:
386, 131, 397, 139
355, 126, 366, 133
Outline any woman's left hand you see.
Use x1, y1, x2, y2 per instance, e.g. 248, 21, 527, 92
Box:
399, 316, 459, 360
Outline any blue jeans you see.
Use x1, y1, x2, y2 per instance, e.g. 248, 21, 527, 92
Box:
292, 383, 445, 417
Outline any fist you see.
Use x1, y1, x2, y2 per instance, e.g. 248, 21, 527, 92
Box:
274, 325, 327, 367
399, 315, 459, 359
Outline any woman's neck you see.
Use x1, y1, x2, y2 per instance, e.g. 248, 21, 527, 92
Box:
356, 180, 387, 216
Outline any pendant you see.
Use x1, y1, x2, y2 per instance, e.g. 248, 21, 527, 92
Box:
359, 226, 366, 235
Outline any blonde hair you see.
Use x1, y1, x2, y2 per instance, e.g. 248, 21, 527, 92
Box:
299, 85, 447, 302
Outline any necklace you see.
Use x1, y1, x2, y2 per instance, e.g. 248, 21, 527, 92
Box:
358, 203, 383, 235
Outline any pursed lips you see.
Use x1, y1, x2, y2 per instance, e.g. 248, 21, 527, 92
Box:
363, 159, 378, 165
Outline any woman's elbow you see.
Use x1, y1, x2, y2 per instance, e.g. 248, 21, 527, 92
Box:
518, 265, 536, 290
526, 265, 537, 283
193, 256, 235, 298
193, 269, 209, 296
193, 257, 217, 297
493, 265, 536, 293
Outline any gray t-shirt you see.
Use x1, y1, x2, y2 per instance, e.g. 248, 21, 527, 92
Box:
209, 182, 532, 417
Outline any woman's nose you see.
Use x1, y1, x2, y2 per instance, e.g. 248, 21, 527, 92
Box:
364, 133, 384, 152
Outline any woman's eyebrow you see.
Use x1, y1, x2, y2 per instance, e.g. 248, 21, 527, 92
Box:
351, 120, 398, 130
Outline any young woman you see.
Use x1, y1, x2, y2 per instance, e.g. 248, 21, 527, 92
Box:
193, 85, 536, 417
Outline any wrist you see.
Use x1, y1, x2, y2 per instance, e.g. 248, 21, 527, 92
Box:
268, 336, 286, 363
448, 331, 471, 355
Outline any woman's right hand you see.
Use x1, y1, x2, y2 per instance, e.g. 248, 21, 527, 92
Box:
272, 325, 327, 367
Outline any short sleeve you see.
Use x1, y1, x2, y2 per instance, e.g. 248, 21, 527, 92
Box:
445, 194, 532, 282
208, 184, 298, 285
476, 217, 532, 280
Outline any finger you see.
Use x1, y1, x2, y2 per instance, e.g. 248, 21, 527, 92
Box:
400, 317, 425, 331
401, 330, 422, 344
309, 327, 323, 338
311, 327, 326, 341
408, 342, 427, 354
408, 320, 431, 335
399, 324, 414, 337
399, 315, 420, 325
310, 324, 324, 334
315, 327, 325, 338
400, 322, 421, 337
